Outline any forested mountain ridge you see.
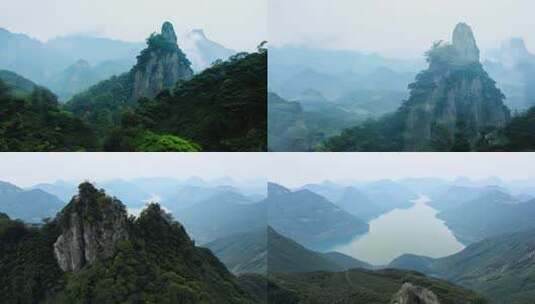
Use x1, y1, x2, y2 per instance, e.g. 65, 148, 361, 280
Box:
0, 22, 266, 152
106, 48, 267, 152
390, 229, 535, 304
206, 227, 372, 275
322, 23, 515, 152
242, 268, 486, 304
0, 182, 255, 303
65, 22, 193, 132
0, 77, 98, 151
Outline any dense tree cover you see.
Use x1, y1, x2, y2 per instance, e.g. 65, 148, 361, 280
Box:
321, 42, 511, 152
110, 50, 267, 151
0, 185, 255, 304
1, 47, 266, 151
498, 106, 535, 151
239, 269, 487, 304
0, 69, 36, 97
319, 111, 405, 151
0, 79, 98, 151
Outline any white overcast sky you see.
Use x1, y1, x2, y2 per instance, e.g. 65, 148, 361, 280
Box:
0, 153, 533, 188
1, 0, 266, 51
269, 0, 535, 58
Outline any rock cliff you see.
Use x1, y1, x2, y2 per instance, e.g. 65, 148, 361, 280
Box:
53, 182, 129, 272
403, 22, 510, 151
131, 21, 193, 101
452, 23, 480, 64
391, 283, 441, 304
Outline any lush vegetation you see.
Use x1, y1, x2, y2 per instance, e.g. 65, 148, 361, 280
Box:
319, 111, 406, 151
239, 269, 487, 304
320, 42, 513, 152
108, 50, 267, 152
0, 69, 36, 97
0, 79, 98, 151
391, 229, 535, 304
0, 184, 255, 304
0, 47, 266, 152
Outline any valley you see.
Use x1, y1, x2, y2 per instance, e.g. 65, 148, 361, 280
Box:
2, 166, 535, 303
331, 196, 465, 265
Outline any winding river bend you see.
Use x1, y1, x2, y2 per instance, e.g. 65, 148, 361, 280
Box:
330, 196, 464, 265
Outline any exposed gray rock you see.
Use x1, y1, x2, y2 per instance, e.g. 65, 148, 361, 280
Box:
402, 23, 510, 151
391, 283, 441, 304
130, 22, 193, 101
54, 182, 129, 272
452, 23, 480, 64
161, 21, 177, 44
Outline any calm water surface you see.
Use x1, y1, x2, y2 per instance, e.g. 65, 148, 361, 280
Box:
330, 196, 465, 265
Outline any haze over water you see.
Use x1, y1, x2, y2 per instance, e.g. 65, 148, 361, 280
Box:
331, 196, 465, 265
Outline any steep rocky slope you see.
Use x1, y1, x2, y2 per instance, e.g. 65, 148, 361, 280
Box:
0, 182, 254, 303
403, 23, 510, 151
323, 23, 512, 152
66, 21, 193, 130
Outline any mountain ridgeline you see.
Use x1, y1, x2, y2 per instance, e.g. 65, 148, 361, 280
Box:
390, 229, 535, 304
0, 180, 498, 303
322, 23, 528, 152
0, 182, 254, 303
0, 21, 267, 152
65, 22, 193, 132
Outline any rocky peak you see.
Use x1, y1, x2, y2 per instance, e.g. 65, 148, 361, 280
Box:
53, 182, 129, 272
390, 283, 441, 304
452, 22, 480, 63
130, 21, 193, 101
161, 21, 177, 44
267, 182, 291, 198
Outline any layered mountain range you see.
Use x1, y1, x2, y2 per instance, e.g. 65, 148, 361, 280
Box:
0, 181, 488, 303
0, 21, 266, 152
275, 22, 535, 152
0, 25, 236, 101
0, 182, 255, 303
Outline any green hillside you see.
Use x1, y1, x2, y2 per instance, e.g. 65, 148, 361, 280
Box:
390, 229, 535, 304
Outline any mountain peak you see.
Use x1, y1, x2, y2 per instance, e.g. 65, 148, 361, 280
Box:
452, 22, 480, 63
268, 182, 291, 197
161, 21, 177, 44
54, 182, 129, 272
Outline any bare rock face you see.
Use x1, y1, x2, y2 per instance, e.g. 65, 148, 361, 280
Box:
131, 21, 193, 101
402, 22, 510, 151
391, 283, 441, 304
53, 182, 129, 272
452, 23, 480, 64
161, 21, 177, 44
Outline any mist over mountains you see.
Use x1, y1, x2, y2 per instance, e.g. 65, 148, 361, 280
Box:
3, 174, 535, 302
0, 26, 237, 101
269, 23, 535, 152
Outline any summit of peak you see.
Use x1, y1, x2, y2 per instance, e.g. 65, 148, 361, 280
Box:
452, 22, 480, 63
161, 21, 177, 44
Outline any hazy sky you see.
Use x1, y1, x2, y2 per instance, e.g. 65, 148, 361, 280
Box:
269, 0, 535, 58
0, 153, 533, 188
1, 0, 266, 51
